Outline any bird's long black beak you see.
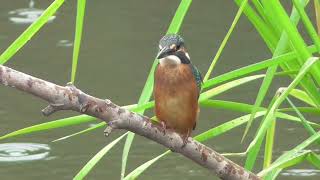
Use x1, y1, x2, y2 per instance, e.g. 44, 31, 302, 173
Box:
156, 47, 173, 59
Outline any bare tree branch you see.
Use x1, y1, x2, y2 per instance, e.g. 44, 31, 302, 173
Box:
0, 65, 261, 180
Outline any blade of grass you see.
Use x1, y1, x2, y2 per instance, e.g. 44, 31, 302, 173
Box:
242, 0, 313, 142
251, 0, 268, 22
202, 44, 317, 89
293, 0, 320, 51
237, 0, 320, 110
241, 65, 278, 142
199, 74, 265, 102
74, 132, 128, 180
123, 151, 171, 180
0, 104, 136, 141
120, 132, 135, 180
314, 0, 320, 34
0, 115, 96, 140
203, 0, 248, 82
259, 150, 311, 177
71, 0, 86, 83
268, 0, 320, 86
263, 120, 276, 169
280, 107, 320, 115
265, 131, 320, 179
234, 0, 278, 51
200, 99, 263, 113
201, 99, 320, 118
307, 152, 320, 169
245, 57, 319, 170
52, 122, 105, 142
166, 0, 192, 34
286, 97, 318, 136
202, 99, 320, 128
289, 89, 316, 107
0, 0, 65, 64
194, 112, 265, 142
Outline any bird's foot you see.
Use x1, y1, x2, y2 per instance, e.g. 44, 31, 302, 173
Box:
180, 134, 191, 148
104, 121, 115, 137
159, 121, 167, 135
180, 129, 191, 148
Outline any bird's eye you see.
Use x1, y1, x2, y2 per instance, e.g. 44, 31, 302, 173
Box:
176, 45, 180, 50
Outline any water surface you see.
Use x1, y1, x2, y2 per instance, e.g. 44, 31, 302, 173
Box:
0, 1, 318, 179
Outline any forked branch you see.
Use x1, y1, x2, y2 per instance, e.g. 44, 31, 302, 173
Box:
0, 65, 260, 180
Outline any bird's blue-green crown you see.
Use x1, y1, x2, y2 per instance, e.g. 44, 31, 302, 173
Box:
158, 34, 202, 91
159, 34, 184, 50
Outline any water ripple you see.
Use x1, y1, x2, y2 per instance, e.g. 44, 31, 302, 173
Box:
57, 40, 73, 47
8, 0, 56, 24
282, 169, 320, 177
0, 143, 51, 162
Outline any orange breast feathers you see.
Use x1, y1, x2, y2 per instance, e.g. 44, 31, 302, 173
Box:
154, 63, 199, 135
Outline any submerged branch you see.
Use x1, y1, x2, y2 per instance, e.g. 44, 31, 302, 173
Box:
0, 65, 260, 180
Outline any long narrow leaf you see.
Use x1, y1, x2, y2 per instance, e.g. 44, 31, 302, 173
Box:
242, 0, 312, 141
71, 0, 86, 83
289, 88, 316, 107
286, 97, 318, 137
202, 45, 317, 89
259, 150, 311, 177
293, 0, 320, 51
264, 131, 320, 179
242, 65, 278, 141
307, 152, 320, 169
123, 151, 170, 180
245, 57, 319, 170
0, 0, 65, 64
0, 115, 96, 140
74, 132, 128, 179
0, 104, 136, 140
200, 74, 265, 102
315, 0, 320, 34
121, 133, 135, 180
234, 0, 278, 50
203, 0, 247, 81
52, 122, 105, 142
263, 120, 276, 169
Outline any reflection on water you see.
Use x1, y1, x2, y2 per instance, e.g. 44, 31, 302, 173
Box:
0, 143, 50, 162
282, 169, 320, 177
57, 40, 73, 47
8, 0, 55, 24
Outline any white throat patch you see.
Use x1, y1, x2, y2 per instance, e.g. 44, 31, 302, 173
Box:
159, 55, 181, 66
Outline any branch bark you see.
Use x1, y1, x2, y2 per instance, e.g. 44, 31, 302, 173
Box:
0, 65, 260, 180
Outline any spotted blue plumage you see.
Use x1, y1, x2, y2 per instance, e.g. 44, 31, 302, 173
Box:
190, 64, 202, 93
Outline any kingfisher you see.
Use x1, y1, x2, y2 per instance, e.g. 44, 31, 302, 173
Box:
154, 34, 202, 145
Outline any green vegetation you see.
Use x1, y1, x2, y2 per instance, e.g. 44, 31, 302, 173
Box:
1, 0, 320, 179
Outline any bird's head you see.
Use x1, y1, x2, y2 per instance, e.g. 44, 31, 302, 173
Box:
156, 34, 190, 67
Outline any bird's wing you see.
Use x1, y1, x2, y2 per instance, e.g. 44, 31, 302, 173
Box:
190, 64, 203, 94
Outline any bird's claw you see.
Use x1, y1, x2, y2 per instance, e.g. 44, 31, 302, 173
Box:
181, 129, 191, 148
104, 126, 113, 137
160, 121, 167, 135
181, 135, 190, 148
104, 121, 114, 137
